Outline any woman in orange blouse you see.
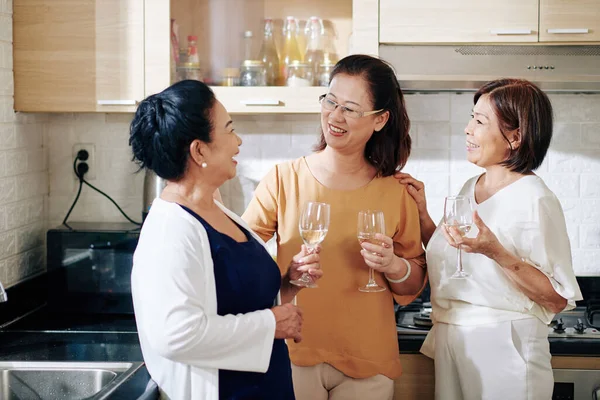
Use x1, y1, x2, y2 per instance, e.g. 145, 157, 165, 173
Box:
242, 55, 427, 399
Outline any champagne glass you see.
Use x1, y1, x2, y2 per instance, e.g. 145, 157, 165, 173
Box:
357, 210, 387, 293
290, 201, 331, 288
443, 195, 473, 279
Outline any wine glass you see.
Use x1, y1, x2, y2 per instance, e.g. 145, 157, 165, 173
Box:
443, 195, 473, 279
290, 201, 331, 288
357, 210, 387, 293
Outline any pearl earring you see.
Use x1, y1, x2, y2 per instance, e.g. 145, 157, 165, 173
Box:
201, 162, 207, 168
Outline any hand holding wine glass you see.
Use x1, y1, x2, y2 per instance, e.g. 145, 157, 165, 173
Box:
290, 201, 330, 288
443, 195, 473, 279
357, 210, 387, 293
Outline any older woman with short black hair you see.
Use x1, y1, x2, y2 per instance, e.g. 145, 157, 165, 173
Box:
398, 78, 582, 400
129, 80, 322, 399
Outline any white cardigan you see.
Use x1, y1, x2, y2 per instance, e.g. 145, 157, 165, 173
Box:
131, 198, 278, 400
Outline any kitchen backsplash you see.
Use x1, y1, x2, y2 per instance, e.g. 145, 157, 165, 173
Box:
0, 1, 46, 288
44, 93, 600, 276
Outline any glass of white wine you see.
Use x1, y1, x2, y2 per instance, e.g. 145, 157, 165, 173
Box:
357, 210, 387, 293
290, 201, 331, 288
443, 195, 473, 279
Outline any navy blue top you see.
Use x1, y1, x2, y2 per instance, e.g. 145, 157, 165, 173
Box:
179, 205, 295, 400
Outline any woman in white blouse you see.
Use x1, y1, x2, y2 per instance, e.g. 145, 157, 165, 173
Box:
397, 78, 582, 400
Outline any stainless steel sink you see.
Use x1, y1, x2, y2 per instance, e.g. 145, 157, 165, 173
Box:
0, 361, 143, 400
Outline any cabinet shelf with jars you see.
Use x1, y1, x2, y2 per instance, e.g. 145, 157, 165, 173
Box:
13, 0, 375, 113
156, 0, 354, 114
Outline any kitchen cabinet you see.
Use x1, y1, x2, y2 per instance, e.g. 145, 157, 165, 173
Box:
14, 0, 145, 113
391, 355, 600, 400
379, 0, 600, 45
379, 0, 539, 44
14, 0, 377, 114
394, 354, 434, 400
539, 0, 600, 42
163, 0, 356, 114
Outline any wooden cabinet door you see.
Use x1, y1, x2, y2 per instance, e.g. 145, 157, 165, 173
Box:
540, 0, 600, 42
379, 0, 539, 44
14, 0, 144, 112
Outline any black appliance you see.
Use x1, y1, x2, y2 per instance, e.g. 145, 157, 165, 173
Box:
46, 222, 140, 315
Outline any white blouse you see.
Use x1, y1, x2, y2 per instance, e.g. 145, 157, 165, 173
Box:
425, 174, 583, 327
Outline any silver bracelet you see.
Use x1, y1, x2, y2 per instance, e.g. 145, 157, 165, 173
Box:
385, 258, 412, 283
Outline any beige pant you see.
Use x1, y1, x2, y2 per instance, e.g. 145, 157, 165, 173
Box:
292, 363, 394, 400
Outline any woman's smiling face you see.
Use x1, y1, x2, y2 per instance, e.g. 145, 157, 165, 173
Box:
464, 94, 518, 169
320, 73, 388, 154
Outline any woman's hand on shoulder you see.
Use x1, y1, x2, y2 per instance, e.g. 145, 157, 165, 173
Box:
442, 210, 503, 259
287, 245, 323, 285
394, 172, 427, 214
271, 303, 303, 343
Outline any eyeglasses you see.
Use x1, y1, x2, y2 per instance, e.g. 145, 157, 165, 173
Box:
319, 94, 384, 119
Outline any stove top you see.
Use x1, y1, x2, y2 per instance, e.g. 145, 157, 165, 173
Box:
396, 304, 600, 339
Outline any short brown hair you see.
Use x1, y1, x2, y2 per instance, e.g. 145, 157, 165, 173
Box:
314, 55, 411, 177
474, 79, 553, 173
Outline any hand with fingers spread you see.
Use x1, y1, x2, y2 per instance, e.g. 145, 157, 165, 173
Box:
442, 210, 503, 260
271, 303, 304, 343
394, 172, 427, 214
359, 233, 400, 275
287, 244, 323, 284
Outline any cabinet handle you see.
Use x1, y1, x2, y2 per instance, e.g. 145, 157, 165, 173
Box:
241, 99, 283, 107
490, 29, 533, 35
547, 28, 589, 34
97, 100, 139, 106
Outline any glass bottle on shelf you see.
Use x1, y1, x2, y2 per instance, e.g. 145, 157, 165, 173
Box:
304, 16, 325, 85
258, 18, 280, 86
187, 35, 200, 64
242, 30, 254, 61
280, 16, 303, 85
178, 35, 203, 82
322, 21, 340, 66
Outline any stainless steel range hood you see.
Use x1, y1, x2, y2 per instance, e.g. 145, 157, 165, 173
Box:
379, 44, 600, 93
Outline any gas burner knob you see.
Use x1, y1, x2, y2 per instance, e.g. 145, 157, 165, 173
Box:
553, 317, 565, 333
574, 318, 586, 334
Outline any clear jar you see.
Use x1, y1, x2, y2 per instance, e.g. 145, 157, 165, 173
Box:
222, 68, 240, 86
317, 63, 334, 87
239, 60, 267, 86
177, 62, 203, 82
286, 61, 313, 87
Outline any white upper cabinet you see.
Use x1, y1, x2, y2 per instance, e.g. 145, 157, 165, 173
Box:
379, 0, 539, 44
539, 0, 600, 42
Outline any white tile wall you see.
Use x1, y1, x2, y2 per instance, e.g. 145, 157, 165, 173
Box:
0, 3, 48, 288
44, 92, 600, 276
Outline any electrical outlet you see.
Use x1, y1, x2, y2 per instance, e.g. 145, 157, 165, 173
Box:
72, 143, 96, 180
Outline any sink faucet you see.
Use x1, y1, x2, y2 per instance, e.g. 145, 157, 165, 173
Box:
0, 279, 6, 302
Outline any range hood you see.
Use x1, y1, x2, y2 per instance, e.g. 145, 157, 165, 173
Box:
379, 44, 600, 93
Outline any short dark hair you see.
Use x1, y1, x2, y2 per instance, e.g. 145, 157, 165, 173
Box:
129, 80, 216, 180
474, 79, 553, 173
314, 54, 411, 177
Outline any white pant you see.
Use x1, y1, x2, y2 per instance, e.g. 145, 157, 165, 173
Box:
421, 318, 553, 400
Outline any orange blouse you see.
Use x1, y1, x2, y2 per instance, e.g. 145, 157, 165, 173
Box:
242, 157, 426, 379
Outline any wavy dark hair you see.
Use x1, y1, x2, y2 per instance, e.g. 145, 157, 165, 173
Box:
314, 54, 411, 177
129, 80, 216, 180
474, 78, 553, 173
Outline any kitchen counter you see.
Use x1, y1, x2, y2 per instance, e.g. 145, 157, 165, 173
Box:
0, 309, 157, 399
